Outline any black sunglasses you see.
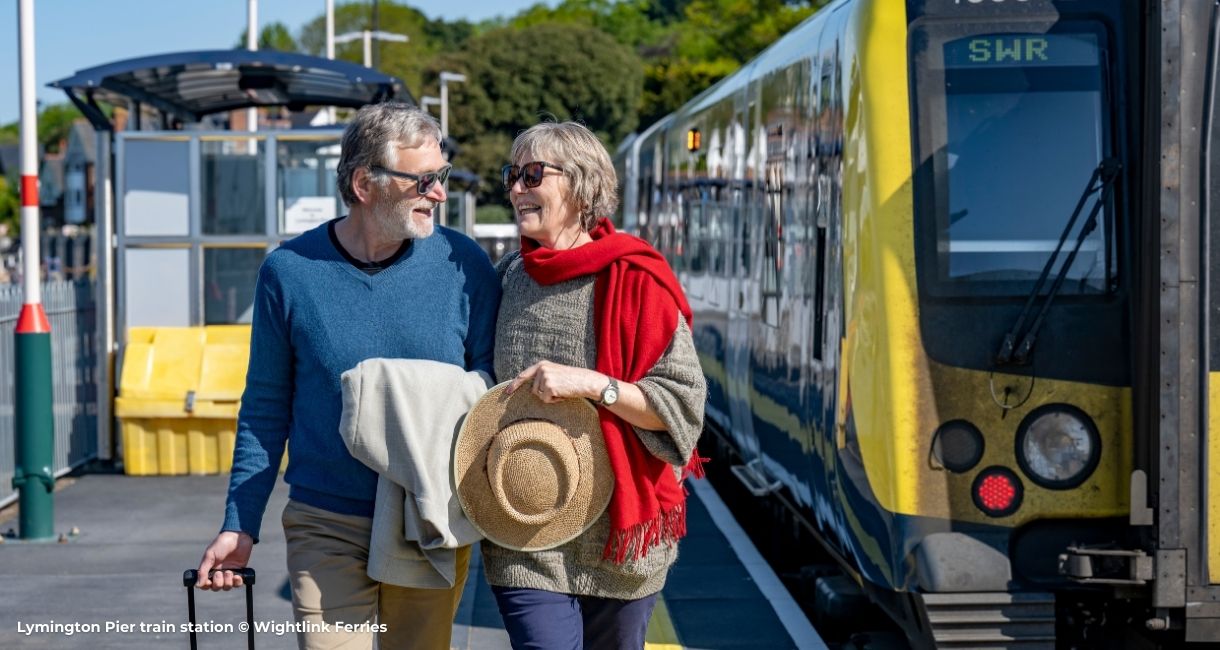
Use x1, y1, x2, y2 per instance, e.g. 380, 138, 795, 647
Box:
371, 164, 452, 194
502, 161, 565, 191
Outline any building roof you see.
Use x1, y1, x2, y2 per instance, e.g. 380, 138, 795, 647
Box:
39, 156, 64, 204
0, 144, 18, 180
65, 120, 97, 165
49, 49, 407, 130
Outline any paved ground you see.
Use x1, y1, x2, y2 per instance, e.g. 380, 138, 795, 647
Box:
0, 473, 808, 649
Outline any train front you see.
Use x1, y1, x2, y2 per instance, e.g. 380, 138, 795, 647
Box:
865, 0, 1143, 643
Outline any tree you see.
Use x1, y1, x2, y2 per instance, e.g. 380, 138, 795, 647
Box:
235, 22, 300, 51
424, 23, 644, 205
37, 103, 83, 154
0, 176, 19, 238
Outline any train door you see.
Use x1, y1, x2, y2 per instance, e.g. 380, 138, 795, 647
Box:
1205, 0, 1220, 593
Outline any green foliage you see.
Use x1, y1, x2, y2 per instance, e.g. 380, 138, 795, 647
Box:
676, 0, 818, 62
423, 23, 643, 205
235, 22, 300, 51
498, 0, 824, 129
640, 57, 737, 127
0, 101, 88, 153
0, 176, 19, 237
475, 204, 512, 225
37, 103, 83, 154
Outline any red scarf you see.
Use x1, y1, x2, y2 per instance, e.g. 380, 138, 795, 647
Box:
522, 218, 705, 562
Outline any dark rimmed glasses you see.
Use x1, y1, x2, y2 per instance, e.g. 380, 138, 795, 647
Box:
501, 161, 565, 191
371, 164, 452, 194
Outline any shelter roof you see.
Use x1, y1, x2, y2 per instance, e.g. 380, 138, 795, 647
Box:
49, 49, 406, 130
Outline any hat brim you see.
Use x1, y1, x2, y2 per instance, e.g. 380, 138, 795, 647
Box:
453, 381, 614, 552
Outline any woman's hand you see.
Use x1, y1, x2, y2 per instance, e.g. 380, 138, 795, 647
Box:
506, 361, 666, 430
506, 360, 606, 403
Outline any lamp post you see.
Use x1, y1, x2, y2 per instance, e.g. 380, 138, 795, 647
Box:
420, 96, 440, 115
335, 30, 408, 69
436, 72, 465, 227
438, 71, 466, 139
325, 0, 335, 124
246, 0, 258, 145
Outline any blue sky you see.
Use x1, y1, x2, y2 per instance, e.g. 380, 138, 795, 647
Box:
0, 0, 554, 124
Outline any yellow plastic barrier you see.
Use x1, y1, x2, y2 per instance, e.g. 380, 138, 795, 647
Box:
115, 326, 251, 475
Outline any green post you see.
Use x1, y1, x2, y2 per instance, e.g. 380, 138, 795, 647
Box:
15, 0, 55, 541
14, 306, 55, 540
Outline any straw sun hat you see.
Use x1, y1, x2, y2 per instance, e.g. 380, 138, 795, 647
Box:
453, 381, 614, 551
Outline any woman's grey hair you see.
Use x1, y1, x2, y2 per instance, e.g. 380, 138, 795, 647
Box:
336, 102, 443, 207
511, 122, 618, 231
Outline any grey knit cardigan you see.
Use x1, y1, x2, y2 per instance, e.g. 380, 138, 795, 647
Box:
482, 250, 707, 600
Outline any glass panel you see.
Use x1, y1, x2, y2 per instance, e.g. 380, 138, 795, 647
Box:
279, 138, 342, 235
125, 248, 190, 326
201, 139, 266, 235
916, 28, 1114, 296
124, 139, 190, 236
204, 248, 265, 324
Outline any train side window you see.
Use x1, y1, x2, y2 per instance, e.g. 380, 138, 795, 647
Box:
763, 122, 785, 327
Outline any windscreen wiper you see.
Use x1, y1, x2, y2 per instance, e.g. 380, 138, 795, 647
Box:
994, 158, 1121, 366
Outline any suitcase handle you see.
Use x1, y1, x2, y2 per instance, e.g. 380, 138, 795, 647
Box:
182, 568, 256, 649
182, 567, 257, 587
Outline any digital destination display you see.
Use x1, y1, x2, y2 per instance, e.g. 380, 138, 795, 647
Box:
944, 33, 1100, 68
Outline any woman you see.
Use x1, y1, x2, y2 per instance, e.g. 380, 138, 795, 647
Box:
486, 121, 707, 649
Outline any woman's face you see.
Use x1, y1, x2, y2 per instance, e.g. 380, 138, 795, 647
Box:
507, 155, 580, 247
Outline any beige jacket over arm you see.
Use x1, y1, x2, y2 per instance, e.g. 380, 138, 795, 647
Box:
339, 358, 490, 588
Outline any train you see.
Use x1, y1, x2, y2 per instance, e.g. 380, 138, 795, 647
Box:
613, 0, 1220, 647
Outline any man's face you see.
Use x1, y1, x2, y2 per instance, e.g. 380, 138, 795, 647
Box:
369, 139, 448, 240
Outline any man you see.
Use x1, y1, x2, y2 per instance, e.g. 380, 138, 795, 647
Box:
196, 102, 499, 649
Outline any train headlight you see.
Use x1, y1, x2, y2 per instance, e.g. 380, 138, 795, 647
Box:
1015, 405, 1101, 489
931, 420, 984, 473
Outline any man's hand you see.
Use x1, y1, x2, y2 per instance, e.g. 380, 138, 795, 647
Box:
196, 531, 254, 591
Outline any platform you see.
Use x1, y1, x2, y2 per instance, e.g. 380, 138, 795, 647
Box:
0, 473, 822, 649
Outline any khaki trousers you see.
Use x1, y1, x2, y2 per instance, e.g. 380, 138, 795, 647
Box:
282, 500, 471, 650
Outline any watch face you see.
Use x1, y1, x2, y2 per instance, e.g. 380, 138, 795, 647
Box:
603, 387, 619, 405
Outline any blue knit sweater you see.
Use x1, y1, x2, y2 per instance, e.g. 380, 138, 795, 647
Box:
222, 219, 500, 541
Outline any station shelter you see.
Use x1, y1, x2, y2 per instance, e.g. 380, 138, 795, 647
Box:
50, 50, 472, 474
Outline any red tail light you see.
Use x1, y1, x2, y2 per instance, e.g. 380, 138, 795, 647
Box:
972, 467, 1023, 518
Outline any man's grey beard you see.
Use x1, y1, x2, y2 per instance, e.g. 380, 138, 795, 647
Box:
371, 194, 435, 241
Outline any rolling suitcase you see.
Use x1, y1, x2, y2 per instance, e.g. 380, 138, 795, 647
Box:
182, 568, 256, 649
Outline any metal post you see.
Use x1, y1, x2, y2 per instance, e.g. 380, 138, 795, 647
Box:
247, 0, 258, 151
438, 72, 466, 226
325, 0, 335, 124
363, 30, 372, 69
325, 0, 334, 59
95, 131, 114, 461
15, 0, 55, 541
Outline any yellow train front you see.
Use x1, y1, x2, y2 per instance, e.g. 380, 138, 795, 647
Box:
616, 0, 1164, 646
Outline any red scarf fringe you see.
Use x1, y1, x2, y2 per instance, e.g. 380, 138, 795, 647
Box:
522, 219, 702, 563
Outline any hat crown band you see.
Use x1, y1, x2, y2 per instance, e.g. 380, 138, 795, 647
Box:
487, 420, 581, 526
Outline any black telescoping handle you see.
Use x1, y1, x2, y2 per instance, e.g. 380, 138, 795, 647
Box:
182, 568, 257, 650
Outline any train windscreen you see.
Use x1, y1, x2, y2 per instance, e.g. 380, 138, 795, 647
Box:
912, 26, 1115, 296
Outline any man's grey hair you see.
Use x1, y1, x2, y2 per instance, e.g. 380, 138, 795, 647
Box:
511, 122, 618, 231
336, 102, 443, 207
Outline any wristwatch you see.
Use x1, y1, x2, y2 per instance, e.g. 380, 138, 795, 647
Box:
598, 377, 620, 406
